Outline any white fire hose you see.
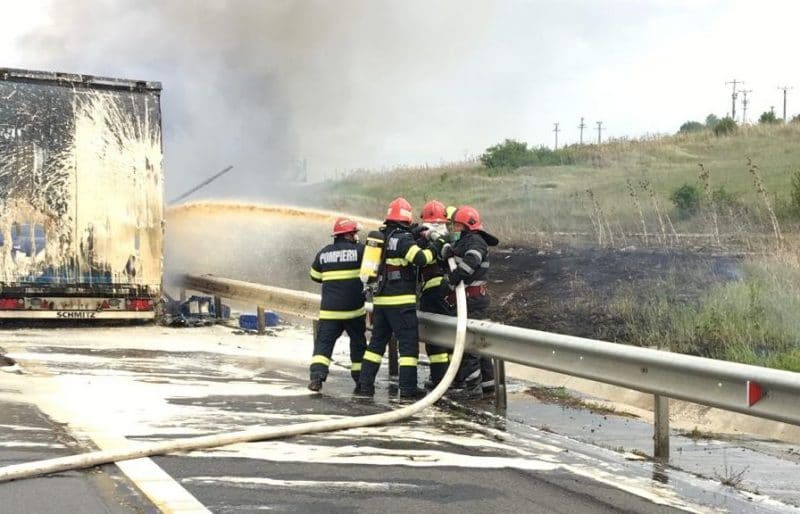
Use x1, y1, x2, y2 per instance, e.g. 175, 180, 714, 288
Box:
0, 262, 468, 483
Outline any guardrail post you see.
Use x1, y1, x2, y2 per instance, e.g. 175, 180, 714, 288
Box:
256, 306, 266, 335
493, 358, 507, 412
213, 296, 222, 320
388, 336, 398, 378
654, 394, 670, 461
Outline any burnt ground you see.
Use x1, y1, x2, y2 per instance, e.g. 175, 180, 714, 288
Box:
487, 246, 743, 343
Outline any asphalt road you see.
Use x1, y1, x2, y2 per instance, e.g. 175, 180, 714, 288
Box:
0, 324, 792, 513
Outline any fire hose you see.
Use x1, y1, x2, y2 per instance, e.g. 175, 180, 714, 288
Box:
0, 261, 468, 483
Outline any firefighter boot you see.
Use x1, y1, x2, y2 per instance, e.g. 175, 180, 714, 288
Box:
449, 357, 482, 400
307, 374, 324, 392
398, 363, 419, 399
480, 357, 496, 395
356, 361, 379, 396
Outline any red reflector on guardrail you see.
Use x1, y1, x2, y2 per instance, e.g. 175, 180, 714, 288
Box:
747, 380, 763, 407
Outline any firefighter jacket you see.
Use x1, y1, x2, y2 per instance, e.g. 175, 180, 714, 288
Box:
374, 223, 435, 308
448, 230, 491, 310
309, 238, 365, 320
419, 260, 447, 297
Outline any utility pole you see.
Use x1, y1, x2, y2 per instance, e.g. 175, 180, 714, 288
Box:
726, 79, 742, 121
553, 122, 560, 150
778, 86, 793, 122
578, 117, 586, 145
596, 121, 603, 144
741, 90, 752, 124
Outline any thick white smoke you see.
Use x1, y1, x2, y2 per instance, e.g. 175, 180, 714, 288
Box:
16, 0, 494, 200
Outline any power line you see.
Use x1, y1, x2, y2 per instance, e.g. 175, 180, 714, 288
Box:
741, 89, 752, 124
725, 79, 742, 121
553, 122, 561, 150
778, 86, 793, 122
596, 121, 604, 144
578, 117, 586, 145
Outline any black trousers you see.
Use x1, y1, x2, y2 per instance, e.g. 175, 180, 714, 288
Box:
359, 306, 420, 393
419, 290, 453, 386
310, 315, 366, 384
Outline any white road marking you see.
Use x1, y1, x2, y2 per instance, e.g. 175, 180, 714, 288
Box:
82, 432, 211, 514
0, 441, 64, 448
184, 475, 423, 492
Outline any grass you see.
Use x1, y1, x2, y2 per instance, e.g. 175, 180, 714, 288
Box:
608, 252, 800, 371
323, 123, 800, 246
322, 123, 800, 371
524, 386, 637, 417
713, 464, 750, 488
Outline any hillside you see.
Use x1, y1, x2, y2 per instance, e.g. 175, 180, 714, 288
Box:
322, 123, 800, 248
319, 124, 800, 372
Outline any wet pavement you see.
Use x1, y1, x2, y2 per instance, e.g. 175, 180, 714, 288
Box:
0, 397, 154, 513
506, 388, 800, 507
0, 324, 797, 512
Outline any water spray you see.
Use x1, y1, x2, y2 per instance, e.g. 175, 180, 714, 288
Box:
0, 260, 467, 483
167, 200, 382, 229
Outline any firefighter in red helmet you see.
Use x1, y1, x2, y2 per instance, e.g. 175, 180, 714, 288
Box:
308, 217, 366, 392
443, 205, 499, 398
416, 200, 453, 388
358, 197, 436, 399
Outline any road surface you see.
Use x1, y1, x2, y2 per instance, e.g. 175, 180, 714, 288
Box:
0, 323, 794, 513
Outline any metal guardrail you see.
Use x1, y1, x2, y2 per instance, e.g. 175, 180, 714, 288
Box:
180, 274, 800, 459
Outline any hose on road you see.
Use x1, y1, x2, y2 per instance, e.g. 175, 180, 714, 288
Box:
0, 262, 468, 483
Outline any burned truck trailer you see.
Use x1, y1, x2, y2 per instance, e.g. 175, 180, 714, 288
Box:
0, 68, 163, 319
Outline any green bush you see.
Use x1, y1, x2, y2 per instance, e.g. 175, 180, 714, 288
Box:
705, 113, 719, 129
671, 183, 702, 217
532, 145, 575, 165
713, 116, 737, 136
792, 114, 800, 124
480, 139, 574, 169
712, 186, 744, 212
759, 110, 780, 124
480, 139, 535, 168
678, 120, 705, 134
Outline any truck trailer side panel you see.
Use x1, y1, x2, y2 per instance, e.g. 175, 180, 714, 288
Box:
0, 69, 163, 317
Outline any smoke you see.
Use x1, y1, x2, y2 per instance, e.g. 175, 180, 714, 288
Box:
16, 0, 494, 200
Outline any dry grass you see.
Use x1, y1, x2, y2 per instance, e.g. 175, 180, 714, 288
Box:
323, 123, 800, 249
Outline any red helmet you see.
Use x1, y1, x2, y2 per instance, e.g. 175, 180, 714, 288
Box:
452, 205, 483, 231
420, 200, 448, 223
385, 197, 413, 223
332, 217, 359, 236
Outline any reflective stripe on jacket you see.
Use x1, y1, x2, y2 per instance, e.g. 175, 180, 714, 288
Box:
310, 238, 365, 318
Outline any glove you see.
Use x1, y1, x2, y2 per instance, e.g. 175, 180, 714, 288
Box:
429, 237, 447, 258
446, 269, 462, 286
440, 243, 454, 260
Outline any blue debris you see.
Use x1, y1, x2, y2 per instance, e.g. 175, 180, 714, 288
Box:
238, 311, 280, 331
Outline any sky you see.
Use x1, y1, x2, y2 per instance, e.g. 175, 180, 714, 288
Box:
1, 0, 799, 199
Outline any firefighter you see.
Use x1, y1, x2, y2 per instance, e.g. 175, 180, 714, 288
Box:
308, 218, 366, 392
358, 197, 436, 399
442, 205, 499, 397
417, 200, 453, 388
